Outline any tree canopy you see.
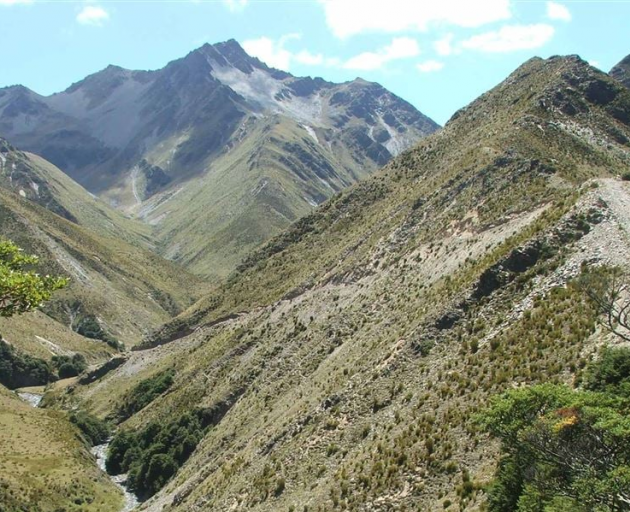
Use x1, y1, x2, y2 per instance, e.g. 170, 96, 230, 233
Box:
480, 349, 630, 511
0, 239, 67, 317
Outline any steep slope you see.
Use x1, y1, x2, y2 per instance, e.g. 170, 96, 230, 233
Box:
0, 137, 151, 245
0, 40, 438, 278
66, 56, 630, 511
0, 388, 123, 512
0, 186, 201, 351
610, 54, 630, 89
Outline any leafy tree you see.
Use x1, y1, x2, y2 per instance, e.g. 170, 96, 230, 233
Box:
583, 346, 630, 395
0, 339, 54, 389
114, 368, 175, 422
52, 353, 87, 378
106, 409, 206, 498
0, 239, 67, 318
480, 382, 630, 511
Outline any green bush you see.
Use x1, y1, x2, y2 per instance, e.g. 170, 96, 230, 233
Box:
115, 369, 175, 422
0, 338, 54, 389
74, 315, 120, 350
106, 410, 205, 498
480, 380, 630, 511
69, 411, 111, 446
52, 354, 87, 378
583, 346, 630, 394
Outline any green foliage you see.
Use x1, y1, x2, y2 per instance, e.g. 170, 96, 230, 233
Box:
114, 369, 175, 422
583, 346, 630, 395
106, 410, 205, 498
481, 376, 630, 511
0, 338, 54, 389
69, 411, 111, 446
0, 239, 67, 317
52, 353, 87, 379
74, 314, 121, 350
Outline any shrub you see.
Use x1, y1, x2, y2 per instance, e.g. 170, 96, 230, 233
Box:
69, 411, 111, 446
480, 382, 630, 511
74, 315, 120, 350
106, 410, 205, 498
0, 339, 54, 389
115, 368, 175, 422
52, 354, 87, 378
583, 346, 630, 394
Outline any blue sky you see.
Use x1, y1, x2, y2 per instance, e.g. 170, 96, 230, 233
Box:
1, 0, 628, 124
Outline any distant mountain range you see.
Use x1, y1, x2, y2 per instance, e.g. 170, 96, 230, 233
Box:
0, 40, 438, 278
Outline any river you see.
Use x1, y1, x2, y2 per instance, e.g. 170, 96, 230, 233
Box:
91, 443, 140, 512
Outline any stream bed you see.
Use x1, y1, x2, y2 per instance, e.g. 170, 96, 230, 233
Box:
17, 392, 43, 407
91, 443, 140, 512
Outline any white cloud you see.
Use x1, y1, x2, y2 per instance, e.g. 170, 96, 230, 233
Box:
461, 24, 555, 53
0, 0, 33, 5
76, 5, 109, 26
243, 37, 293, 70
546, 1, 571, 22
294, 50, 324, 66
343, 37, 420, 71
319, 0, 511, 39
223, 0, 248, 12
434, 33, 454, 56
417, 60, 444, 73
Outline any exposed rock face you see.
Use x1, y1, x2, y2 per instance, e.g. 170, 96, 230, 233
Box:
0, 40, 437, 197
0, 40, 439, 277
610, 54, 630, 89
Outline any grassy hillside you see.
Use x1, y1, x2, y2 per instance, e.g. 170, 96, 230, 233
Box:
0, 186, 202, 350
59, 56, 630, 511
0, 137, 151, 246
0, 388, 122, 512
143, 115, 389, 279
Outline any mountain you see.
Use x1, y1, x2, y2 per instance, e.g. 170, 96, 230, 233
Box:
610, 54, 630, 89
0, 40, 439, 278
0, 137, 150, 245
64, 55, 630, 511
0, 183, 201, 353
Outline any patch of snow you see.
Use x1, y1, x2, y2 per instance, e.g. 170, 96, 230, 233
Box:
301, 124, 319, 144
252, 179, 269, 196
130, 165, 142, 206
148, 212, 169, 226
317, 176, 333, 190
378, 115, 411, 156
31, 181, 40, 195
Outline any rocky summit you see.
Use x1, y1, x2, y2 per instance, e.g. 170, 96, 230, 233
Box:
0, 40, 438, 278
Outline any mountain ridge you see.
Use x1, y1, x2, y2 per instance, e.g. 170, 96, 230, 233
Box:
58, 54, 630, 511
0, 39, 439, 278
